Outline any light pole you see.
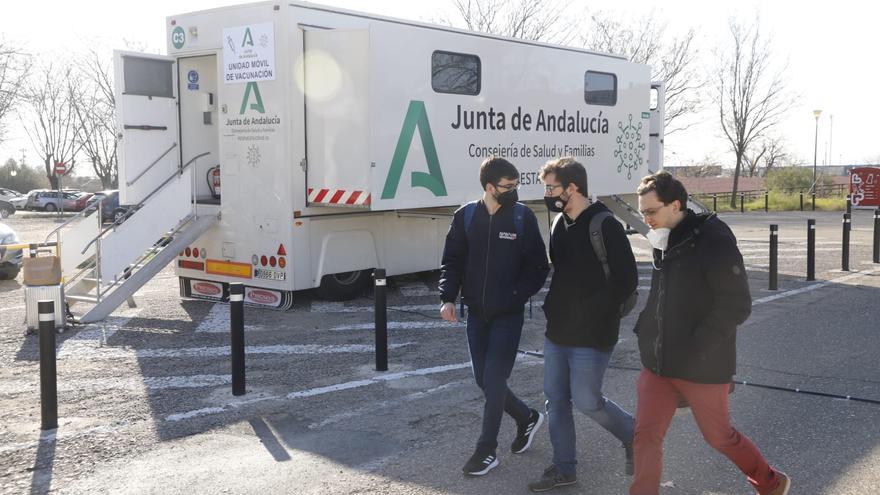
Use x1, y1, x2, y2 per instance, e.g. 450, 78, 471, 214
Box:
813, 109, 822, 192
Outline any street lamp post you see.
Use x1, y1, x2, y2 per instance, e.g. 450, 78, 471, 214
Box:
813, 109, 822, 195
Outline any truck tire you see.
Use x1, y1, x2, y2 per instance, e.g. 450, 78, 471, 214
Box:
316, 270, 371, 301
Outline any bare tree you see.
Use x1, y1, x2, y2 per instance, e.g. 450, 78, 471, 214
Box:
582, 12, 703, 133
0, 40, 30, 143
20, 62, 83, 189
438, 0, 576, 45
715, 17, 794, 207
70, 48, 118, 189
743, 145, 767, 178
759, 136, 787, 177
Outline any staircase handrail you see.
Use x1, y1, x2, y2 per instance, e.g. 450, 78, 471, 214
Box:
81, 151, 210, 255
126, 142, 178, 187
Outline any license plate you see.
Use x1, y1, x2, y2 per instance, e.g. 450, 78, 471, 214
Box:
254, 268, 286, 281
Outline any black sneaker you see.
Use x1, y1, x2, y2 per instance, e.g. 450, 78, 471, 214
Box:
528, 465, 577, 492
511, 409, 544, 454
623, 441, 634, 475
462, 449, 499, 476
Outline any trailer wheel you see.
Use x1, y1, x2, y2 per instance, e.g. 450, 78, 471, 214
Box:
316, 270, 371, 301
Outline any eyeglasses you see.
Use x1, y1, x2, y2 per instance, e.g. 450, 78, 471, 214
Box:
639, 203, 670, 217
494, 182, 520, 191
544, 184, 564, 194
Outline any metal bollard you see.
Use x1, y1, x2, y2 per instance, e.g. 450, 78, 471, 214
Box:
799, 191, 804, 211
374, 269, 388, 372
846, 195, 852, 214
842, 213, 851, 272
740, 193, 745, 213
713, 193, 718, 212
769, 225, 778, 290
874, 208, 880, 264
38, 300, 58, 430
230, 283, 246, 396
764, 192, 769, 213
807, 219, 816, 281
812, 192, 816, 211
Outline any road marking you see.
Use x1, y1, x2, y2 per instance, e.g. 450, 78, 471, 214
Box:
0, 374, 232, 395
57, 342, 413, 360
165, 361, 473, 422
195, 303, 262, 333
753, 268, 879, 306
332, 321, 464, 331
311, 303, 440, 314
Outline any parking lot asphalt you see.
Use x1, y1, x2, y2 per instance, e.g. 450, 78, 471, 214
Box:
1, 209, 878, 494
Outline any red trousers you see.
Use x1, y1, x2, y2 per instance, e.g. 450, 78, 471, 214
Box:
630, 369, 781, 495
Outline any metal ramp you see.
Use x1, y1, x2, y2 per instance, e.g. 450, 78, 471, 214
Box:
599, 194, 650, 235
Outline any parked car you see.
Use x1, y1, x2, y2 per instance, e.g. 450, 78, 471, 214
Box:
0, 222, 22, 279
25, 189, 84, 212
85, 190, 132, 223
69, 192, 95, 212
0, 188, 26, 217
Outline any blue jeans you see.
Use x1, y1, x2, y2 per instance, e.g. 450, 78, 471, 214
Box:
544, 337, 634, 477
466, 311, 532, 452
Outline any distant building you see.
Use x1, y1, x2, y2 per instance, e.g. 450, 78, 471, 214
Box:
663, 165, 723, 178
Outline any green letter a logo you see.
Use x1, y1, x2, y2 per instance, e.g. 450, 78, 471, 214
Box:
240, 82, 265, 114
242, 27, 254, 47
381, 101, 447, 199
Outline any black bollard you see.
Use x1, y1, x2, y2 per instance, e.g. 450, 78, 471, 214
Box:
740, 193, 745, 213
713, 193, 718, 212
230, 283, 246, 396
807, 219, 816, 281
846, 195, 852, 214
842, 213, 851, 272
799, 191, 804, 211
374, 269, 388, 372
812, 192, 816, 211
764, 191, 769, 213
38, 300, 58, 430
769, 225, 778, 290
874, 208, 880, 264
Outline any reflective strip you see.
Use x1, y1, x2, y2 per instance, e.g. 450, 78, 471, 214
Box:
229, 294, 244, 302
39, 313, 55, 322
375, 279, 386, 286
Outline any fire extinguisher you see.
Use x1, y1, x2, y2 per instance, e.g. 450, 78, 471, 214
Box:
207, 165, 221, 200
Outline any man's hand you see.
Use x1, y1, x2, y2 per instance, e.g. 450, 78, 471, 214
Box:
440, 302, 458, 322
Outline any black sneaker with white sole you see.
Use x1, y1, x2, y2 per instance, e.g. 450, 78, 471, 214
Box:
511, 409, 545, 454
462, 450, 499, 476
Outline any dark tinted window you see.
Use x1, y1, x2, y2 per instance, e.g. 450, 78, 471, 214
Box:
584, 71, 617, 106
432, 51, 481, 95
123, 56, 174, 98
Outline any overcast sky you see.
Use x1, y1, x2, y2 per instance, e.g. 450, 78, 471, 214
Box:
2, 0, 878, 170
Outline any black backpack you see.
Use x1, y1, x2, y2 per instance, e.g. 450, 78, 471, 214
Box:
553, 211, 638, 317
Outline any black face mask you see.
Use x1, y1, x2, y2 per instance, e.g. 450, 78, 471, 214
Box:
495, 189, 518, 207
544, 194, 567, 213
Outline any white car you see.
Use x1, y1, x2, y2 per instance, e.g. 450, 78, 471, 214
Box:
0, 222, 22, 279
0, 188, 26, 217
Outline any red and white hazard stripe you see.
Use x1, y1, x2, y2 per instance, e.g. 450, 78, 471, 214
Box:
308, 188, 371, 206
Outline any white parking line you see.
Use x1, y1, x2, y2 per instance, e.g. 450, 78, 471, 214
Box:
0, 374, 232, 395
332, 321, 464, 331
195, 303, 263, 333
753, 268, 879, 306
57, 342, 413, 360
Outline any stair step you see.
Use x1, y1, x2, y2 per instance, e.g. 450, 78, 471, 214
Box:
67, 294, 100, 304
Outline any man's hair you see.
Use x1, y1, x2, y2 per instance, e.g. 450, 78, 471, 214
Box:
637, 171, 688, 209
479, 157, 520, 190
538, 157, 588, 195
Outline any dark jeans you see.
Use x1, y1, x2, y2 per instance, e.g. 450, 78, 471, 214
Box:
466, 310, 532, 452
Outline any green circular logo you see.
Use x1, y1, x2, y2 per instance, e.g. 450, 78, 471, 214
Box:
172, 26, 185, 49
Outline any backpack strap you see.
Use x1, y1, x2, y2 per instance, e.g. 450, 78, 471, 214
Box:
589, 211, 613, 281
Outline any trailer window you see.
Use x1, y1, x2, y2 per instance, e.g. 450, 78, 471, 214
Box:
432, 51, 481, 96
650, 87, 659, 111
584, 71, 617, 106
123, 57, 174, 98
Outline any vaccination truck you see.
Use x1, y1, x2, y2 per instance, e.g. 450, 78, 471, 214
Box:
58, 1, 664, 322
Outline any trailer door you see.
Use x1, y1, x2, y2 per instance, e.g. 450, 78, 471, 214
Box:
114, 50, 182, 205
648, 81, 665, 173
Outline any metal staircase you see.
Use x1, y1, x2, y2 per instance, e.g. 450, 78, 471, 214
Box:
599, 194, 650, 235
55, 151, 216, 324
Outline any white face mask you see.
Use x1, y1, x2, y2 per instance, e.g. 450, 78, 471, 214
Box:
646, 227, 671, 251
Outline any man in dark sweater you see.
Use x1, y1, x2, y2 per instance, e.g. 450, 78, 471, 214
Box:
629, 171, 789, 495
528, 157, 638, 492
439, 157, 550, 477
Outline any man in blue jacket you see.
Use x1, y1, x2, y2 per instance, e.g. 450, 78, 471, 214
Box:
440, 156, 550, 476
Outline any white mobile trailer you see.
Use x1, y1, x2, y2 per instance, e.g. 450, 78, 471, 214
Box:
95, 1, 664, 315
